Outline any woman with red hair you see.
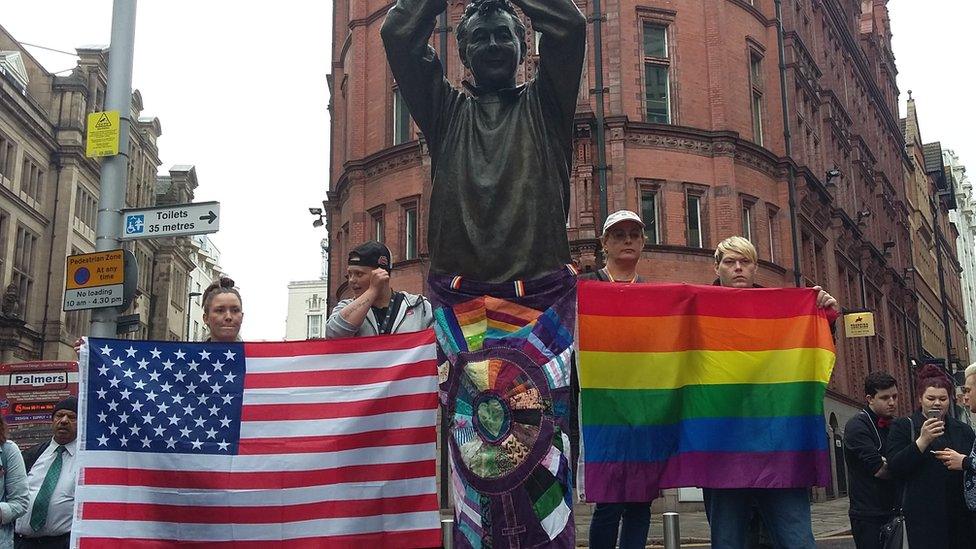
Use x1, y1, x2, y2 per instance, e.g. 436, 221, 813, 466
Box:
886, 364, 976, 548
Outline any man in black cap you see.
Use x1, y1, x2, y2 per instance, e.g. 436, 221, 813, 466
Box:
325, 241, 434, 338
15, 396, 78, 549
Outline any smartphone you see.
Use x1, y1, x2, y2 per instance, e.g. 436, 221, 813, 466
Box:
925, 409, 943, 420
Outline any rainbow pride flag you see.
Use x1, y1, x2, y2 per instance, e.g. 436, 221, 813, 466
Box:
578, 282, 836, 503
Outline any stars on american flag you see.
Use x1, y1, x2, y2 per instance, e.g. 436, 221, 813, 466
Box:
87, 341, 245, 455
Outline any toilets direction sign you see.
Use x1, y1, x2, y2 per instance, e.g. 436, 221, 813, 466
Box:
121, 201, 220, 240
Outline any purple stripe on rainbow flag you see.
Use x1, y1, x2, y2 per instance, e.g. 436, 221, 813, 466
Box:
584, 451, 831, 503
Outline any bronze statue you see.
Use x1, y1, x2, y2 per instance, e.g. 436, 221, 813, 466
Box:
382, 0, 586, 282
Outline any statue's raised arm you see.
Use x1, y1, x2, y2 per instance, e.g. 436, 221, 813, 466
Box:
510, 0, 586, 122
380, 0, 452, 147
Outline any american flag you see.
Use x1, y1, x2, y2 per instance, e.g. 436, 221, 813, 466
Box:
73, 331, 442, 548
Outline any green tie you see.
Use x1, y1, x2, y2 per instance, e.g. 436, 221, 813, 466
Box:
30, 445, 66, 532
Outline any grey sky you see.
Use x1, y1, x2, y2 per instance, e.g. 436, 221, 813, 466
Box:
2, 1, 332, 340
889, 0, 974, 168
1, 1, 971, 340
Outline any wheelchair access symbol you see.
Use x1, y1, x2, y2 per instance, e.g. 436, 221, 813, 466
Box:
125, 214, 145, 235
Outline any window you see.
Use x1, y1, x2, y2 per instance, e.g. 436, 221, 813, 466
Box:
307, 315, 322, 338
643, 23, 671, 123
741, 200, 754, 242
404, 206, 418, 260
74, 185, 97, 229
372, 210, 385, 243
12, 225, 38, 320
749, 53, 764, 146
0, 133, 15, 181
686, 193, 703, 248
171, 269, 188, 309
639, 186, 661, 244
193, 321, 200, 341
137, 248, 152, 293
393, 88, 411, 145
767, 207, 778, 262
19, 156, 44, 204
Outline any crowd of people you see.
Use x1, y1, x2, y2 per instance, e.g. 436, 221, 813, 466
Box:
10, 209, 973, 549
324, 211, 844, 549
844, 365, 976, 549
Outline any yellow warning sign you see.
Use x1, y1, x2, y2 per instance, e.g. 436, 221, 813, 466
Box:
85, 111, 120, 157
844, 312, 876, 338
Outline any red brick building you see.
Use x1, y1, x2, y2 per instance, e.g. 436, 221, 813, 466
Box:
327, 0, 965, 497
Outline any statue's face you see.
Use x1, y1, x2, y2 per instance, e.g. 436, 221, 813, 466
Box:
461, 9, 522, 91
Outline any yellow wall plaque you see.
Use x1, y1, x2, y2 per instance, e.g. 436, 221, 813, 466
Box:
85, 111, 120, 157
844, 312, 876, 338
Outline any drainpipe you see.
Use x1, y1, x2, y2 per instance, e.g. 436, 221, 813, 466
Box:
933, 218, 954, 368
40, 155, 65, 358
40, 89, 69, 359
857, 250, 875, 373
774, 0, 802, 287
591, 0, 609, 236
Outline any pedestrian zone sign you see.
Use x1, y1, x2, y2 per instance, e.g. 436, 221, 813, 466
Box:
63, 250, 125, 311
85, 111, 120, 158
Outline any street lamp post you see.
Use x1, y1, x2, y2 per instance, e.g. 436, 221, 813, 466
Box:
186, 291, 202, 341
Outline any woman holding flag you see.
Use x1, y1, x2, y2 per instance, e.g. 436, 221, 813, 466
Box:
582, 209, 652, 549
200, 277, 244, 342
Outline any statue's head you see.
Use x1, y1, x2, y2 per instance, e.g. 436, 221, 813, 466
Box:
457, 0, 527, 91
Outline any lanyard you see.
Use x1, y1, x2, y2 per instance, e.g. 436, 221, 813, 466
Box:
601, 267, 637, 283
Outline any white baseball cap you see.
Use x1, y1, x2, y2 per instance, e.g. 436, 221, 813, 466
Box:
602, 210, 645, 235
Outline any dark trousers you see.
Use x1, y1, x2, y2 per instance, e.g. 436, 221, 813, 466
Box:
589, 502, 652, 549
14, 533, 70, 549
850, 514, 891, 549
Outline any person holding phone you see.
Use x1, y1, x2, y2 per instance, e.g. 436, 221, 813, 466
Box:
934, 362, 976, 525
885, 364, 976, 548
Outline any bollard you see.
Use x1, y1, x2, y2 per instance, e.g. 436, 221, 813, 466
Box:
662, 512, 681, 549
441, 517, 454, 549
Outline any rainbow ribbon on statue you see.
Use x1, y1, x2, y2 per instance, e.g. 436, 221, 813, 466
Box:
578, 282, 836, 503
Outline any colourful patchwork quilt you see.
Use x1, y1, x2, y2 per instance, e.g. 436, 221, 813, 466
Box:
429, 267, 577, 548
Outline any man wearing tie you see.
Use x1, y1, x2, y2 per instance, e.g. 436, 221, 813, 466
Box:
14, 397, 77, 549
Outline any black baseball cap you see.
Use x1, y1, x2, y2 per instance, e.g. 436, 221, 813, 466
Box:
53, 396, 77, 417
348, 241, 393, 272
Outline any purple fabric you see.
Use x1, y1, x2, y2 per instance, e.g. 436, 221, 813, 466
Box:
585, 451, 831, 503
429, 268, 577, 548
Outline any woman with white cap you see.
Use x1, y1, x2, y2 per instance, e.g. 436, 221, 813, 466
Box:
582, 210, 651, 549
586, 210, 646, 283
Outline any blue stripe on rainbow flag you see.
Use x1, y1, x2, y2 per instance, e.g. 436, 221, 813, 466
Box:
582, 415, 829, 463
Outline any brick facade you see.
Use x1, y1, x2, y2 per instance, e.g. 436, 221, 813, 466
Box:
327, 0, 969, 496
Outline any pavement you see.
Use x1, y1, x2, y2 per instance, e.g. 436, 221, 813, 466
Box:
571, 496, 855, 547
